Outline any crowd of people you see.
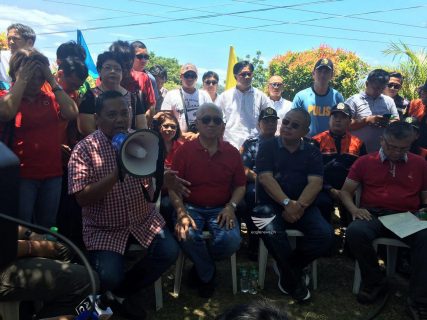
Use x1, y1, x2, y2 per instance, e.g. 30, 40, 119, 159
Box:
1, 22, 427, 320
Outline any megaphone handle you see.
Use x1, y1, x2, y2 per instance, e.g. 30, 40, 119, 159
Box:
117, 158, 125, 182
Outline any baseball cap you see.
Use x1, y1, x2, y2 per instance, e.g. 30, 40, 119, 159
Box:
258, 107, 279, 121
330, 102, 352, 118
180, 63, 198, 75
367, 69, 389, 84
314, 58, 333, 71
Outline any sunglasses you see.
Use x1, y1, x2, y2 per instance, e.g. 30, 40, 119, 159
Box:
387, 83, 402, 90
161, 124, 177, 130
238, 72, 253, 78
204, 80, 218, 86
183, 72, 197, 79
200, 115, 223, 125
282, 118, 301, 130
269, 82, 283, 88
135, 54, 150, 60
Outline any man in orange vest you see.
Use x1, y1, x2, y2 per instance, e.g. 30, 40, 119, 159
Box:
312, 102, 367, 225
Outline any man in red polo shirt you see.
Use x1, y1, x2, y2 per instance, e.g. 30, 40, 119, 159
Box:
169, 102, 246, 298
340, 121, 427, 319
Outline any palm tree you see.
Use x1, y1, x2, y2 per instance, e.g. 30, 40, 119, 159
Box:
383, 41, 427, 100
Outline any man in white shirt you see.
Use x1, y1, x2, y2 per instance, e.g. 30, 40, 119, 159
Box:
216, 61, 270, 149
161, 63, 211, 140
267, 75, 292, 134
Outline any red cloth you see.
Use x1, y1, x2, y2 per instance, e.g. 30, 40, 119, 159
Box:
347, 151, 427, 212
171, 138, 246, 207
0, 90, 62, 179
68, 130, 164, 254
164, 139, 183, 169
407, 99, 427, 121
129, 70, 156, 107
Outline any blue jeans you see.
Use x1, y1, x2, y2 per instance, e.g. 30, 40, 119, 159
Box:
176, 204, 241, 282
18, 177, 62, 228
253, 203, 333, 290
88, 228, 179, 296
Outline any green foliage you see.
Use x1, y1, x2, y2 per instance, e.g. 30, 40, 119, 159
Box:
269, 45, 369, 101
0, 32, 7, 50
383, 41, 427, 100
147, 51, 181, 90
240, 50, 268, 90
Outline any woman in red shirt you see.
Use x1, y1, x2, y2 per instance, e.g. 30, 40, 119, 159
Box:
0, 48, 78, 227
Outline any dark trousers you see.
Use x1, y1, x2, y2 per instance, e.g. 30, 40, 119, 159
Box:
253, 203, 333, 290
0, 257, 95, 318
346, 217, 427, 304
87, 228, 179, 297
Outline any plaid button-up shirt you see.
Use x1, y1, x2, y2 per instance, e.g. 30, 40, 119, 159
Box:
68, 130, 164, 254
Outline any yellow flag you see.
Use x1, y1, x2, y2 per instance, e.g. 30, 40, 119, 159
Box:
225, 46, 237, 90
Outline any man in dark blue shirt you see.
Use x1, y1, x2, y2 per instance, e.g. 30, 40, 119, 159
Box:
254, 108, 333, 302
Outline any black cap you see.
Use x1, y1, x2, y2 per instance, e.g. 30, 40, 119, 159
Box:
331, 102, 352, 118
404, 116, 420, 131
258, 107, 279, 121
367, 69, 389, 84
314, 58, 333, 71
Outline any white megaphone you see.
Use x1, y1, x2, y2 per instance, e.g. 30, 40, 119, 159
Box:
112, 129, 164, 202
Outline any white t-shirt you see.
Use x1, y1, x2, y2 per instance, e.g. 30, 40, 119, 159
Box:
161, 88, 212, 132
0, 50, 11, 85
216, 86, 270, 149
270, 97, 292, 134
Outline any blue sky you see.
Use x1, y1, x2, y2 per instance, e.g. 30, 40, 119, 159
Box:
1, 0, 426, 82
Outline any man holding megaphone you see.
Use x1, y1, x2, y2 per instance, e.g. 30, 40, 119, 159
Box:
68, 90, 180, 320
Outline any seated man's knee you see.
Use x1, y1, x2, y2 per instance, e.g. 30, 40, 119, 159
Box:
212, 229, 241, 259
346, 220, 370, 244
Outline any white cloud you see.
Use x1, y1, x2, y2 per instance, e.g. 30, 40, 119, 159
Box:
0, 5, 76, 39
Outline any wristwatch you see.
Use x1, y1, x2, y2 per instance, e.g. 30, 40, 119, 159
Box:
281, 198, 290, 207
24, 229, 33, 240
227, 202, 237, 211
52, 84, 63, 93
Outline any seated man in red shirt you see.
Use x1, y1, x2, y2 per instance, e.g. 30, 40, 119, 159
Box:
169, 103, 246, 298
340, 121, 427, 318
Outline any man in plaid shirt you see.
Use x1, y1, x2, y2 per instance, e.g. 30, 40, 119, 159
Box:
68, 90, 179, 320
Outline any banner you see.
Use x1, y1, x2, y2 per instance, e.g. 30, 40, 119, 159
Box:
225, 46, 237, 90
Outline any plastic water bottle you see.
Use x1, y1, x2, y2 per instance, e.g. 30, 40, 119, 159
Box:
45, 226, 58, 242
249, 267, 258, 294
239, 268, 249, 293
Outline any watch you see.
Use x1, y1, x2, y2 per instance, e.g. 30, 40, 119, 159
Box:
24, 229, 33, 240
52, 85, 63, 93
227, 202, 237, 211
281, 198, 290, 207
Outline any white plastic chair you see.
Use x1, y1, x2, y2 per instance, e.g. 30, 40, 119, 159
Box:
258, 230, 318, 290
173, 231, 237, 297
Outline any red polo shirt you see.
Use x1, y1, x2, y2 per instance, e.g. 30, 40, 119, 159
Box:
171, 138, 246, 207
0, 90, 62, 179
348, 151, 427, 212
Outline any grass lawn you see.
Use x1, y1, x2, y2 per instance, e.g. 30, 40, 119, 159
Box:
112, 232, 412, 320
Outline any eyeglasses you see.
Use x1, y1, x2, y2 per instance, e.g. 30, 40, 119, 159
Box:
102, 65, 122, 73
135, 54, 150, 60
204, 80, 218, 86
383, 138, 410, 153
238, 72, 253, 78
387, 83, 402, 90
161, 123, 177, 130
183, 72, 197, 79
200, 115, 223, 125
282, 118, 301, 130
269, 82, 283, 88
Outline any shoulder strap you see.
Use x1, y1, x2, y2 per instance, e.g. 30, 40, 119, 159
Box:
179, 88, 191, 128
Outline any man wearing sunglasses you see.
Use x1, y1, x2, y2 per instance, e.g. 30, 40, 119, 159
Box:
267, 75, 292, 134
161, 63, 212, 140
346, 69, 399, 153
169, 103, 246, 298
216, 61, 270, 149
292, 58, 344, 137
254, 108, 334, 302
340, 122, 427, 317
383, 72, 409, 118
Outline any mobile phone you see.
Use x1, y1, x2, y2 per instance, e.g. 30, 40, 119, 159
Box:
382, 114, 392, 119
